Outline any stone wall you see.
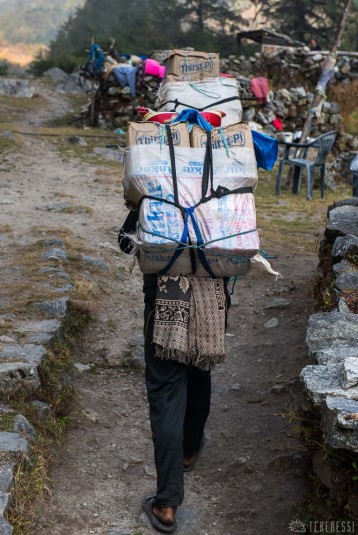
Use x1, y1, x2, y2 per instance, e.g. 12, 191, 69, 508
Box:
300, 198, 358, 509
87, 48, 358, 145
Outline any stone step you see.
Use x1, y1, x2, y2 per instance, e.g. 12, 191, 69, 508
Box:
0, 362, 40, 396
0, 345, 46, 365
301, 364, 358, 408
306, 311, 358, 357
0, 432, 29, 455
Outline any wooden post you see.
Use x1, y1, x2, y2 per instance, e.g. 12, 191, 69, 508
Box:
284, 0, 353, 186
90, 79, 96, 127
298, 0, 353, 146
90, 36, 96, 126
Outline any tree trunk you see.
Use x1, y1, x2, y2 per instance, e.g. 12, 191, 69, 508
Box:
298, 0, 353, 145
285, 0, 353, 185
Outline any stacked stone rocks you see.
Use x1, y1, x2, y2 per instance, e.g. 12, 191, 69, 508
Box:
220, 48, 358, 86
300, 198, 358, 502
0, 239, 78, 534
88, 47, 357, 136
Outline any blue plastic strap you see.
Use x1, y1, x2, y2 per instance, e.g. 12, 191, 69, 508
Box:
159, 207, 192, 275
188, 209, 216, 277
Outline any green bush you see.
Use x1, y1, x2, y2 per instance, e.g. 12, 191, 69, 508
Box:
0, 61, 10, 76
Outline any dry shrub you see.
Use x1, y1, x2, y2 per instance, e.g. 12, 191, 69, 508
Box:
329, 80, 358, 136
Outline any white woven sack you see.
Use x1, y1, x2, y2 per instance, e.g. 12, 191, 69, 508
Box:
156, 77, 242, 127
123, 144, 257, 207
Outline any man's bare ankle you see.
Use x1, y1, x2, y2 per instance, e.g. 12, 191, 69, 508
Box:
153, 505, 176, 524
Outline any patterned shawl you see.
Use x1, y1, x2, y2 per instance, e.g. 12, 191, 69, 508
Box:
153, 274, 226, 370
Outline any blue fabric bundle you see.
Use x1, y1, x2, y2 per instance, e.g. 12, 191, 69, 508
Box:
252, 131, 278, 170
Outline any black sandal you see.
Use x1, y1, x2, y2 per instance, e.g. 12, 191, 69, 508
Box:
142, 495, 177, 534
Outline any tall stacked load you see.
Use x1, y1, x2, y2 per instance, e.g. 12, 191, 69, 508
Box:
156, 50, 242, 127
122, 50, 277, 277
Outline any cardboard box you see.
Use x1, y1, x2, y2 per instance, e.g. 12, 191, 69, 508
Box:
165, 50, 220, 82
190, 122, 254, 150
126, 121, 190, 147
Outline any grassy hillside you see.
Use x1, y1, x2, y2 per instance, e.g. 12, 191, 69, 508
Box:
0, 0, 85, 45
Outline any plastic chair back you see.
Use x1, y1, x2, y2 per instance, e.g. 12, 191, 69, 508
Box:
315, 131, 337, 166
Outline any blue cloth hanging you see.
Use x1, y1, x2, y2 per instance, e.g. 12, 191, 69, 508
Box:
171, 109, 213, 132
252, 130, 278, 170
89, 44, 105, 74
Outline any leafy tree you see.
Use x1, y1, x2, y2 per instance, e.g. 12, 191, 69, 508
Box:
36, 0, 244, 71
263, 0, 357, 49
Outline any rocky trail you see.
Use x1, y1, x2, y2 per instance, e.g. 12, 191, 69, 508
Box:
0, 83, 317, 535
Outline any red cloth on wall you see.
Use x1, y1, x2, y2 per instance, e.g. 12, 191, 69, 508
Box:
250, 77, 269, 103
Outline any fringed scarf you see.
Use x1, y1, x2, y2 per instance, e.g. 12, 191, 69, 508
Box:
153, 274, 227, 371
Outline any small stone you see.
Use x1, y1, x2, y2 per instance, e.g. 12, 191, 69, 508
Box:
301, 364, 358, 407
41, 248, 68, 263
335, 272, 358, 292
263, 298, 290, 310
337, 297, 350, 314
0, 405, 15, 414
0, 363, 40, 395
43, 67, 68, 82
306, 311, 358, 357
82, 409, 99, 423
144, 464, 156, 477
27, 333, 54, 345
0, 464, 14, 492
332, 260, 352, 275
0, 336, 16, 344
42, 239, 65, 248
130, 334, 144, 347
230, 383, 241, 391
15, 319, 61, 335
39, 267, 70, 281
52, 284, 74, 293
332, 234, 358, 259
0, 493, 11, 516
82, 255, 109, 270
0, 432, 29, 454
67, 136, 87, 146
322, 396, 358, 452
0, 314, 15, 321
264, 318, 279, 329
36, 297, 68, 319
271, 383, 286, 394
30, 400, 52, 419
312, 346, 358, 366
105, 351, 123, 367
74, 363, 91, 372
0, 517, 12, 535
13, 414, 37, 439
132, 346, 144, 360
340, 357, 358, 389
326, 206, 358, 241
0, 344, 47, 364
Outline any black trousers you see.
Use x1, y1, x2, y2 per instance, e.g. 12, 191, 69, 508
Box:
143, 275, 211, 508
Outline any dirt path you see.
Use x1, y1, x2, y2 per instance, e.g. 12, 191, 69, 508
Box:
1, 83, 315, 535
